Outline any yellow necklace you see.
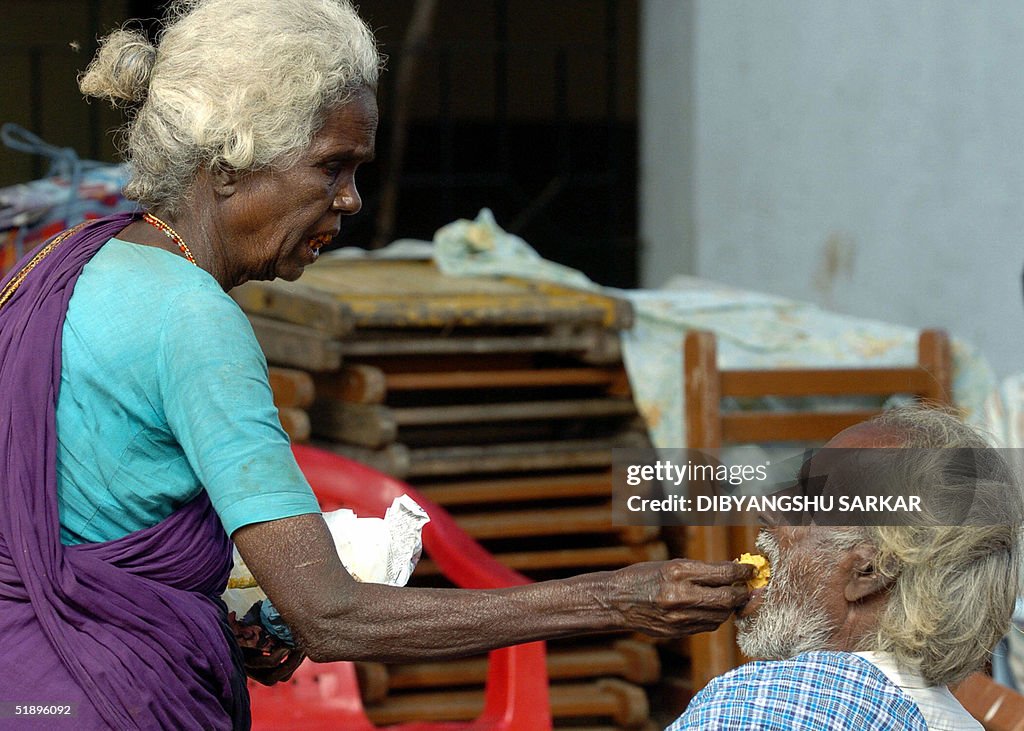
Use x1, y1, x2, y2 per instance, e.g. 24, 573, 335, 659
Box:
142, 212, 198, 266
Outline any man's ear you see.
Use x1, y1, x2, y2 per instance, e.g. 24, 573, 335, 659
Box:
843, 544, 895, 603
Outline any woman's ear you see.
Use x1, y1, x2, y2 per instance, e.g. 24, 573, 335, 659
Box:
843, 544, 894, 603
209, 164, 240, 197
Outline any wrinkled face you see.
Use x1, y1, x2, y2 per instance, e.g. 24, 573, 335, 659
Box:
224, 86, 378, 285
736, 525, 848, 660
736, 422, 898, 659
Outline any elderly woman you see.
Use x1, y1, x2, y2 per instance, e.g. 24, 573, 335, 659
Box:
0, 1, 752, 729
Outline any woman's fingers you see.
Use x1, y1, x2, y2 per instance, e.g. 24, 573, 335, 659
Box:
687, 559, 756, 587
611, 560, 754, 637
247, 649, 306, 686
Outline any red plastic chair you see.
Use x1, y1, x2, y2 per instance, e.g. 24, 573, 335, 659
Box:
247, 443, 552, 730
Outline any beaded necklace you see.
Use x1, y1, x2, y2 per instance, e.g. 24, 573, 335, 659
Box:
142, 212, 198, 266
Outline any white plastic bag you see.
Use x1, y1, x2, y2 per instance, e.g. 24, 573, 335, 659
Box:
222, 495, 430, 617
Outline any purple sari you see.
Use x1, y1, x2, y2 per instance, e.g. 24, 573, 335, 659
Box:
0, 214, 249, 729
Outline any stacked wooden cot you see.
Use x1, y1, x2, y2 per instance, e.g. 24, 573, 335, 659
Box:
233, 258, 666, 730
267, 367, 316, 443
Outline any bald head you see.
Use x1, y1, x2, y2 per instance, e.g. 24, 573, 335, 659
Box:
826, 422, 910, 449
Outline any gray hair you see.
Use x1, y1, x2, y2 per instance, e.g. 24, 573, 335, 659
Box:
826, 406, 1022, 686
78, 0, 383, 214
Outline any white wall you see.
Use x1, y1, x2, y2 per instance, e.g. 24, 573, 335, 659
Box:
640, 0, 1024, 377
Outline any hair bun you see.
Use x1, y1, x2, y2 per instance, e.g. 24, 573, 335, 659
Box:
78, 28, 156, 106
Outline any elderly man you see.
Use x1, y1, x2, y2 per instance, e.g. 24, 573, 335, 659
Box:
668, 405, 1022, 730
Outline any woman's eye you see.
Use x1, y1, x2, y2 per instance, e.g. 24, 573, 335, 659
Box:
322, 164, 343, 181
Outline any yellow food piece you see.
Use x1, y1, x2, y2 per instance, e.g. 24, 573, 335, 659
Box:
227, 576, 259, 590
736, 553, 771, 589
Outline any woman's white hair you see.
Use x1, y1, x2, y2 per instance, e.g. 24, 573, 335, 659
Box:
79, 0, 382, 213
828, 406, 1023, 686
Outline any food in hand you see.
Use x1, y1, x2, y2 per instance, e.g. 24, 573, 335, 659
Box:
736, 553, 771, 589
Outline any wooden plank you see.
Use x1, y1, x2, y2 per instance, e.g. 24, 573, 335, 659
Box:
296, 259, 632, 329
453, 504, 614, 540
953, 673, 1024, 731
342, 295, 610, 329
314, 365, 387, 404
511, 278, 635, 330
354, 662, 389, 705
578, 329, 623, 365
267, 367, 315, 408
248, 315, 343, 372
684, 330, 721, 451
311, 399, 634, 439
720, 410, 882, 443
308, 401, 396, 448
277, 407, 310, 443
336, 331, 603, 357
398, 422, 578, 448
681, 524, 735, 691
364, 679, 648, 726
415, 472, 613, 506
360, 353, 537, 374
311, 441, 410, 480
918, 329, 953, 405
386, 639, 660, 690
230, 279, 352, 336
414, 542, 668, 576
383, 367, 623, 392
452, 504, 657, 543
390, 398, 637, 427
406, 435, 646, 478
720, 368, 936, 398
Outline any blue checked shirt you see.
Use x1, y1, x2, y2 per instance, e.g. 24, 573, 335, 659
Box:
666, 651, 928, 730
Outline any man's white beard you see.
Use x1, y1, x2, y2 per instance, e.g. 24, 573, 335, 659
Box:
736, 532, 837, 660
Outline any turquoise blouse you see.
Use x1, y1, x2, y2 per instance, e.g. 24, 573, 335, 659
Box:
55, 238, 321, 544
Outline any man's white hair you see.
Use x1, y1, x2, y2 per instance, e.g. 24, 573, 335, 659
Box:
845, 406, 1022, 687
79, 0, 383, 214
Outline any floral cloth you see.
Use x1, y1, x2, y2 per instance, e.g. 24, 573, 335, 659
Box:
432, 209, 1000, 450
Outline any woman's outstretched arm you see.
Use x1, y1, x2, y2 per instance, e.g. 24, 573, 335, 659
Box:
233, 513, 752, 664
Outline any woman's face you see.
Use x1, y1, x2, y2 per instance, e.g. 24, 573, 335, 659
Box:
222, 86, 378, 285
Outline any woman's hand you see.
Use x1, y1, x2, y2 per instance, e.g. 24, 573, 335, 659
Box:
244, 645, 306, 686
605, 559, 754, 637
228, 609, 306, 686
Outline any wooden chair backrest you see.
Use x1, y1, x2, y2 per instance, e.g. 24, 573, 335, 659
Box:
679, 328, 954, 692
685, 328, 952, 449
954, 672, 1024, 731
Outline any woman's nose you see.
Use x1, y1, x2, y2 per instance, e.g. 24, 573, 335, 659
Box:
332, 184, 362, 215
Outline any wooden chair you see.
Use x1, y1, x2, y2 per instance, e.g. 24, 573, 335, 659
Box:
676, 328, 953, 693
954, 673, 1024, 731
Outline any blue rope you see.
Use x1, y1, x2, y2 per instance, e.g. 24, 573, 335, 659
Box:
1, 122, 109, 222
1, 123, 108, 258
